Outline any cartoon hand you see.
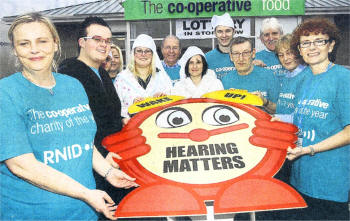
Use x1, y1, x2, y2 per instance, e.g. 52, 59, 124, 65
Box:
102, 128, 151, 163
249, 119, 298, 150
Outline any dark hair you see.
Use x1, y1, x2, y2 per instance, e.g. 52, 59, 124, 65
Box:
291, 17, 340, 62
77, 16, 111, 50
229, 36, 253, 53
184, 54, 208, 78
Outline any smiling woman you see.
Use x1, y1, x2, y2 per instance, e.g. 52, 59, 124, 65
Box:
171, 46, 223, 98
114, 34, 172, 123
283, 17, 350, 220
0, 13, 137, 220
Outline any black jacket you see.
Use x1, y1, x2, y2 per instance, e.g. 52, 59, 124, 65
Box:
58, 58, 122, 157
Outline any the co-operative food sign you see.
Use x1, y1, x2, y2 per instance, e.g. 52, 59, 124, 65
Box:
122, 0, 305, 20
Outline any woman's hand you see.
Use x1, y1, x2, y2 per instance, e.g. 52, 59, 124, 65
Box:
251, 91, 266, 103
105, 168, 139, 189
270, 116, 281, 122
287, 146, 310, 161
153, 92, 166, 97
82, 189, 118, 220
122, 118, 130, 126
133, 97, 145, 103
105, 152, 121, 168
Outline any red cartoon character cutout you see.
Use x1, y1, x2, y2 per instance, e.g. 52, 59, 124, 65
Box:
103, 98, 306, 218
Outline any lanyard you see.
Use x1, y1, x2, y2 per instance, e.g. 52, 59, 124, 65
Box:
295, 62, 333, 130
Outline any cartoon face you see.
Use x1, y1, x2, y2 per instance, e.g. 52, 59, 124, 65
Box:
137, 102, 267, 184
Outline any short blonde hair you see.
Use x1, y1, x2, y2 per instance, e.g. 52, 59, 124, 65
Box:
275, 34, 303, 64
275, 34, 293, 54
110, 44, 124, 73
8, 13, 61, 71
127, 48, 157, 78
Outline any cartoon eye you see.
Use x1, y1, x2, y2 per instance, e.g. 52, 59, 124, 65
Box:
155, 107, 192, 128
202, 105, 239, 126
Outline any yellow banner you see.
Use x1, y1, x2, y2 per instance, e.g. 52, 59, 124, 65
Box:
202, 89, 264, 106
128, 95, 185, 115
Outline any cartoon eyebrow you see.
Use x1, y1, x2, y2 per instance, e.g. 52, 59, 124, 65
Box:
157, 123, 249, 142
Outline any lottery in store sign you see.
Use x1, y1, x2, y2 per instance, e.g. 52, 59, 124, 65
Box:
176, 18, 250, 39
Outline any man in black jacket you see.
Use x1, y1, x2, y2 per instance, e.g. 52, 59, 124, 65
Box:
58, 16, 132, 219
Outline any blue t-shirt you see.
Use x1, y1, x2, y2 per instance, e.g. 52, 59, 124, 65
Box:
276, 65, 309, 115
291, 64, 350, 202
0, 73, 98, 220
221, 65, 279, 103
162, 61, 181, 85
90, 66, 102, 81
205, 48, 235, 80
255, 49, 286, 83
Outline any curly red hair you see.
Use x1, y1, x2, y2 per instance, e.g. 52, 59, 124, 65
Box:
291, 17, 340, 62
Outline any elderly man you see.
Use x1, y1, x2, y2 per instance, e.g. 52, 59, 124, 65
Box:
161, 35, 181, 85
205, 13, 235, 80
221, 36, 279, 114
254, 17, 284, 80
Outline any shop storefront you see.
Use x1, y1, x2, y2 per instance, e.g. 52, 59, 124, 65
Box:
1, 0, 349, 77
123, 0, 304, 64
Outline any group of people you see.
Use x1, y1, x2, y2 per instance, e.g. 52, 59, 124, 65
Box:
0, 10, 349, 221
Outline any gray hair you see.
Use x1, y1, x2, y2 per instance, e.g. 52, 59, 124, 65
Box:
161, 35, 181, 49
260, 17, 283, 36
229, 36, 253, 53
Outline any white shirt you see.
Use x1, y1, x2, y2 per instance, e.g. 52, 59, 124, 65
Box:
171, 69, 223, 98
114, 69, 172, 117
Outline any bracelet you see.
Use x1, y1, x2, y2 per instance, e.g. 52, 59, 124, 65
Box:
309, 146, 315, 156
104, 167, 113, 179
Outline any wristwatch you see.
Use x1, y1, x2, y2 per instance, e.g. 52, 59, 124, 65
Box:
308, 145, 315, 156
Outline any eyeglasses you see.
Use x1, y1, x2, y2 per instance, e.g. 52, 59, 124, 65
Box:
231, 51, 252, 58
163, 46, 180, 51
83, 36, 112, 45
299, 39, 330, 48
135, 48, 153, 56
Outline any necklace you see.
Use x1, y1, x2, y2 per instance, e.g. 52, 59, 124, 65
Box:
21, 72, 56, 95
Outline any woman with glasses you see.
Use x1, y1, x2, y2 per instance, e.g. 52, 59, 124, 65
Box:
114, 34, 172, 124
171, 46, 223, 98
285, 18, 350, 220
0, 13, 137, 220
